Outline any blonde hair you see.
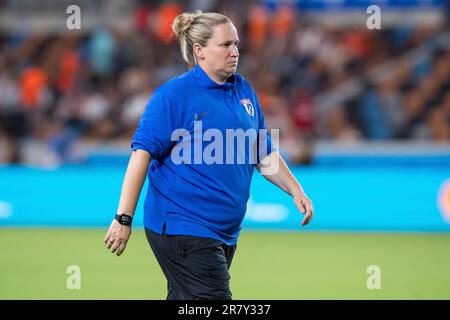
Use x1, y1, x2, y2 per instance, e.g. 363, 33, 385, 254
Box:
172, 11, 231, 68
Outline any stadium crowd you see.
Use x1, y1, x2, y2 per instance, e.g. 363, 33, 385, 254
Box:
0, 1, 449, 165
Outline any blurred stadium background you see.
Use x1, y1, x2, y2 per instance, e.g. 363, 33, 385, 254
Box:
0, 0, 450, 299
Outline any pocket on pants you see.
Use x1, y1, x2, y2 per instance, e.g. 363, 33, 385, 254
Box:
173, 235, 223, 259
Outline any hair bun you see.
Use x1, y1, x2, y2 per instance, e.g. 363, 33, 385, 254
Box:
172, 10, 203, 40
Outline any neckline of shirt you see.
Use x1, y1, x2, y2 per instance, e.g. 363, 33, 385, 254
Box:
193, 64, 236, 91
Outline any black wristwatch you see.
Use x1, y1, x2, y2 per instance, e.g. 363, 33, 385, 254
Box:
115, 214, 133, 226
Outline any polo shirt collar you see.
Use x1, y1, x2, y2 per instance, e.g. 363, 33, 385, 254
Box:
193, 64, 236, 90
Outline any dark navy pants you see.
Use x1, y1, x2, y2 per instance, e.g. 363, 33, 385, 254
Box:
145, 227, 237, 300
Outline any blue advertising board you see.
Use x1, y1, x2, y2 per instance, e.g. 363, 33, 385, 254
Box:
1, 160, 449, 232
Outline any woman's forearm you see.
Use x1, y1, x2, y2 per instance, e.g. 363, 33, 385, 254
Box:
256, 151, 304, 197
116, 149, 152, 217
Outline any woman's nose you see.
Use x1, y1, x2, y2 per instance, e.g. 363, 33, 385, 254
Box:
230, 45, 239, 58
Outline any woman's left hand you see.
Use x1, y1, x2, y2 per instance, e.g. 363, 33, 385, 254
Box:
293, 193, 314, 226
104, 219, 132, 256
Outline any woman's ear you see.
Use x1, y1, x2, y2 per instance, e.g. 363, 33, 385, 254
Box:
193, 43, 204, 61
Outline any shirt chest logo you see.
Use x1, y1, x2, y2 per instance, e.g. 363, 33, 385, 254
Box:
194, 112, 208, 121
240, 99, 255, 117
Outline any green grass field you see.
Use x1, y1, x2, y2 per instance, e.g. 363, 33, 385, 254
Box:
1, 229, 449, 299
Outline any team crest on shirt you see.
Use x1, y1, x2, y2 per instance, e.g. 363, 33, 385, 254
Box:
240, 99, 254, 116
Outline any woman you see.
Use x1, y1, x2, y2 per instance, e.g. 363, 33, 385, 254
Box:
104, 11, 314, 300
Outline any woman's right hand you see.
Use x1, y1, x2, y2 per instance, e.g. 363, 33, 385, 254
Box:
104, 219, 132, 256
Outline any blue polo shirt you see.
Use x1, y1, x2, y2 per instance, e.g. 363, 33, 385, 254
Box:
131, 64, 275, 245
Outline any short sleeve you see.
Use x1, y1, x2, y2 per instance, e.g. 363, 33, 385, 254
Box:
131, 89, 178, 161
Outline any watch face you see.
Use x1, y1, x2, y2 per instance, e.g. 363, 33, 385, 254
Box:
119, 215, 132, 225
